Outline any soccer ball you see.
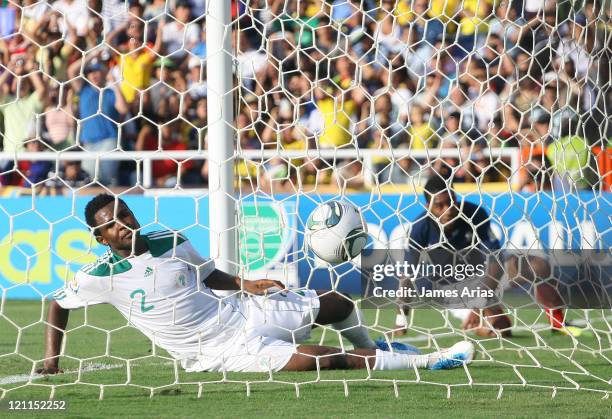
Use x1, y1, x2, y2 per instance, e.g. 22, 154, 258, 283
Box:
305, 201, 368, 264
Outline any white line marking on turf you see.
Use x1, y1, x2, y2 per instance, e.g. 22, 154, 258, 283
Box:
0, 363, 123, 385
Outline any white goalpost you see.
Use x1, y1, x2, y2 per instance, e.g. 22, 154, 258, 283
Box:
206, 0, 237, 276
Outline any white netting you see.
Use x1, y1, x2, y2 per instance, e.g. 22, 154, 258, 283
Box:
0, 0, 610, 400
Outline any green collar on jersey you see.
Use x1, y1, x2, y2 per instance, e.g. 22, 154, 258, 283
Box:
142, 230, 187, 257
81, 230, 187, 277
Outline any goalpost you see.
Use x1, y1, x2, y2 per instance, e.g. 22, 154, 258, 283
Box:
206, 0, 237, 277
0, 0, 610, 401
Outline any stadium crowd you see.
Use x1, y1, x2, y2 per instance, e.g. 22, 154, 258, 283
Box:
0, 0, 609, 193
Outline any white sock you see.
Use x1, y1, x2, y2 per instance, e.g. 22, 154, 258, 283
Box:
372, 349, 430, 370
395, 313, 407, 327
332, 307, 377, 349
449, 309, 471, 322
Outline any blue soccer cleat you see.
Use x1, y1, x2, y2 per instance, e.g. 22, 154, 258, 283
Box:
375, 337, 421, 355
428, 341, 475, 370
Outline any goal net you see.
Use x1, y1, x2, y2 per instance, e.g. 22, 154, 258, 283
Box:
0, 0, 610, 400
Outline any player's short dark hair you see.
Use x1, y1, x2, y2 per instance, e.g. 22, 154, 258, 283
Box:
128, 1, 144, 11
85, 194, 126, 235
424, 174, 452, 202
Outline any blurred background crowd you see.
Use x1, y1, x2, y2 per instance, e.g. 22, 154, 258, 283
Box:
0, 0, 609, 193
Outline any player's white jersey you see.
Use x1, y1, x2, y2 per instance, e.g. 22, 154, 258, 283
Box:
53, 230, 247, 361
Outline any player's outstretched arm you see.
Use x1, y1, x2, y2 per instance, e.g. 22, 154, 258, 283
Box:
181, 240, 285, 294
37, 300, 70, 375
204, 269, 285, 294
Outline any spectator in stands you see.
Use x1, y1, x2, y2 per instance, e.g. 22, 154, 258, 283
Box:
135, 120, 194, 187
191, 24, 207, 58
145, 57, 175, 110
294, 157, 333, 191
108, 13, 164, 111
369, 129, 392, 183
333, 159, 365, 190
162, 1, 200, 61
44, 158, 92, 195
23, 138, 53, 188
236, 31, 267, 92
439, 112, 464, 145
488, 0, 524, 51
454, 0, 494, 53
464, 141, 499, 183
0, 0, 605, 193
432, 136, 466, 183
186, 56, 206, 99
269, 0, 318, 48
22, 0, 49, 35
67, 51, 129, 186
84, 14, 105, 51
312, 17, 341, 60
546, 134, 593, 191
0, 56, 46, 153
53, 0, 90, 37
441, 83, 478, 135
374, 4, 404, 61
407, 104, 438, 150
412, 72, 442, 110
517, 129, 550, 192
388, 156, 418, 184
31, 10, 76, 82
144, 0, 167, 22
187, 97, 208, 150
43, 84, 75, 151
485, 114, 517, 147
311, 81, 361, 149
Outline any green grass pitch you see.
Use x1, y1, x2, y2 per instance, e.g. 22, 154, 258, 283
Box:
0, 301, 610, 418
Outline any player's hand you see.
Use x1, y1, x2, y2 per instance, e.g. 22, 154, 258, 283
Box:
462, 308, 512, 337
241, 279, 286, 295
36, 366, 63, 375
462, 310, 496, 337
462, 309, 483, 330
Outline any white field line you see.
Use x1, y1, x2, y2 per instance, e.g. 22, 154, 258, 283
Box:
1, 316, 610, 386
0, 363, 123, 385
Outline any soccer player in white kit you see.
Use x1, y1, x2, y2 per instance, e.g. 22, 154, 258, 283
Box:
39, 194, 474, 374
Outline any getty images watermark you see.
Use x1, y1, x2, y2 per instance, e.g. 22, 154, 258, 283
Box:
371, 259, 491, 300
359, 249, 612, 310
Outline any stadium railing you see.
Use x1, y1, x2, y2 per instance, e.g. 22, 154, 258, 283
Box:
0, 148, 521, 190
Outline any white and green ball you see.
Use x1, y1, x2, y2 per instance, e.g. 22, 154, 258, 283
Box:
305, 201, 368, 264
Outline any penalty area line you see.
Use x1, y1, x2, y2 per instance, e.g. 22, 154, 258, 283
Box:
0, 363, 126, 386
0, 361, 178, 386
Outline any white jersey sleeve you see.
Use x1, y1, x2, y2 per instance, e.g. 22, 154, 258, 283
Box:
176, 239, 216, 283
52, 270, 105, 309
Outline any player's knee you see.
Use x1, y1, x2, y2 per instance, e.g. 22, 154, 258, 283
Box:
317, 291, 354, 322
319, 352, 351, 370
288, 346, 343, 371
335, 292, 355, 319
317, 354, 334, 370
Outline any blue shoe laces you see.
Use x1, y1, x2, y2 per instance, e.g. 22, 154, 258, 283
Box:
430, 353, 467, 370
375, 337, 421, 354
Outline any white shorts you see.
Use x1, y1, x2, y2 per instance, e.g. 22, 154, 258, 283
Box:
181, 289, 321, 373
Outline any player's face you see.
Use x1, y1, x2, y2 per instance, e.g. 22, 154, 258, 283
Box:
93, 202, 141, 252
428, 191, 458, 227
